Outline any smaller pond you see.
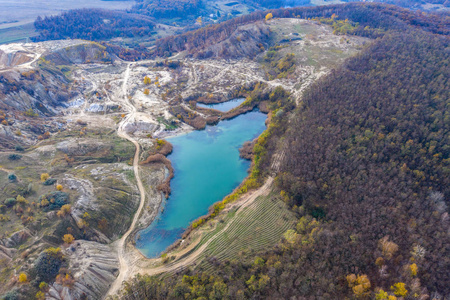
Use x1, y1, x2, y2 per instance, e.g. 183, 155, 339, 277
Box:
197, 98, 245, 112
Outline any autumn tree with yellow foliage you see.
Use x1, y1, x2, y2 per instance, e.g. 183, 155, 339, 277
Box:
40, 173, 50, 182
62, 234, 75, 244
57, 204, 71, 218
347, 274, 371, 298
18, 273, 27, 283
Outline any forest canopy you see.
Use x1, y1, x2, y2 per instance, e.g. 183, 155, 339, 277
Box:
131, 0, 205, 19
33, 9, 156, 42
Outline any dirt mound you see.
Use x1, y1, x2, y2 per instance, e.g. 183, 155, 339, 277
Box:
0, 48, 33, 68
43, 43, 114, 65
193, 22, 270, 59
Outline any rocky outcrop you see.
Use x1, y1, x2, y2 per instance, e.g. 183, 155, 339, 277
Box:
124, 121, 158, 136
0, 46, 33, 69
193, 22, 270, 59
46, 240, 119, 300
0, 245, 16, 262
56, 139, 112, 156
0, 229, 32, 248
43, 43, 114, 66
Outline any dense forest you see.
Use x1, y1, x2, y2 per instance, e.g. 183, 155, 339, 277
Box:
33, 9, 155, 42
153, 3, 449, 57
120, 7, 449, 300
131, 0, 204, 19
343, 0, 450, 8
241, 0, 311, 9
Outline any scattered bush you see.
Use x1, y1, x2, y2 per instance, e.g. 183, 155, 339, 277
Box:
38, 281, 48, 291
24, 108, 38, 117
4, 198, 17, 207
39, 192, 69, 211
57, 204, 71, 218
62, 234, 75, 244
40, 173, 50, 182
8, 173, 17, 182
76, 119, 87, 126
43, 178, 57, 186
8, 154, 22, 161
1, 289, 19, 300
18, 273, 27, 283
33, 248, 64, 283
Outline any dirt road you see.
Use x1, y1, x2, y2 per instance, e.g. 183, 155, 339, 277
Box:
106, 63, 147, 297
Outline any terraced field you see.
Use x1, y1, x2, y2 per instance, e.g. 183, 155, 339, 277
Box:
195, 192, 296, 272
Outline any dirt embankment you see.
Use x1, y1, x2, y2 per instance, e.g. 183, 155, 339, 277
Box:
0, 48, 33, 69
140, 140, 174, 197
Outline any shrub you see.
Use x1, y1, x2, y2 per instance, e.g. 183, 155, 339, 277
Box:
8, 173, 17, 181
35, 291, 45, 300
62, 234, 74, 244
56, 184, 63, 191
4, 198, 17, 207
16, 195, 27, 204
39, 191, 69, 211
76, 119, 87, 126
40, 173, 50, 182
1, 289, 19, 300
24, 108, 38, 117
43, 178, 57, 186
14, 145, 24, 151
39, 281, 48, 291
57, 204, 71, 218
33, 248, 64, 283
8, 154, 22, 160
18, 273, 27, 283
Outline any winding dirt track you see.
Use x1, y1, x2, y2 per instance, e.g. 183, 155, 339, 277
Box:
106, 63, 147, 297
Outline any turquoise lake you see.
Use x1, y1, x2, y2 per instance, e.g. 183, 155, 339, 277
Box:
197, 98, 245, 112
136, 110, 267, 258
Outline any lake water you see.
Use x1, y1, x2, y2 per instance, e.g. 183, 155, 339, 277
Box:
136, 110, 267, 258
197, 98, 245, 112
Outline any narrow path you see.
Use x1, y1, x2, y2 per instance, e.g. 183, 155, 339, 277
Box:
105, 63, 147, 297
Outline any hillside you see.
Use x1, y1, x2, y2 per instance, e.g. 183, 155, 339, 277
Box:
118, 6, 449, 300
153, 2, 449, 58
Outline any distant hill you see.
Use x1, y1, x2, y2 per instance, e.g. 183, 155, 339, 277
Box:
154, 2, 449, 58
32, 9, 155, 42
343, 0, 449, 8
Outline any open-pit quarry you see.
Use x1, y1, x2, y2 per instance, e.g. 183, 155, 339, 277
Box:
0, 18, 369, 299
